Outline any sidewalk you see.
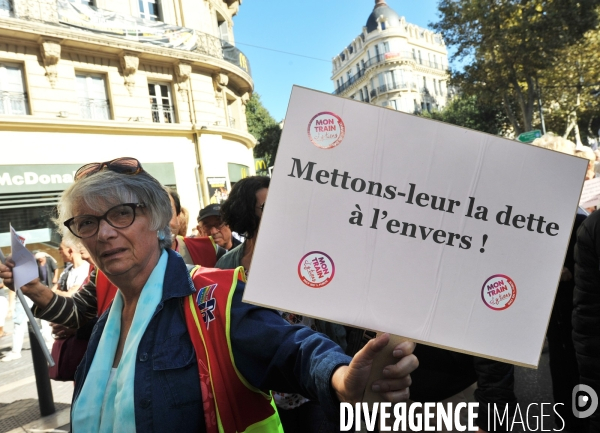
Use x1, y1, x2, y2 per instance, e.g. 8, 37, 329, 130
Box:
0, 320, 72, 433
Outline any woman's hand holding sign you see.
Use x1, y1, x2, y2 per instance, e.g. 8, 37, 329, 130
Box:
331, 334, 417, 404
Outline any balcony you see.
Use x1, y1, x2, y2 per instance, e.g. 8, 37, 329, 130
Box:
368, 82, 418, 100
334, 51, 448, 95
151, 103, 175, 124
5, 0, 251, 77
334, 52, 415, 95
0, 91, 28, 115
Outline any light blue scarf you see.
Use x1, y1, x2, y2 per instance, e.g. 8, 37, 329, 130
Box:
72, 249, 168, 433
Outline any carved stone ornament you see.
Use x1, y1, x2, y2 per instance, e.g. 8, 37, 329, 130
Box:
40, 39, 61, 88
175, 62, 192, 100
240, 92, 250, 106
119, 52, 139, 96
213, 73, 229, 91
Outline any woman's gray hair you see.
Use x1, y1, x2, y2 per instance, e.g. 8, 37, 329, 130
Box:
55, 169, 172, 249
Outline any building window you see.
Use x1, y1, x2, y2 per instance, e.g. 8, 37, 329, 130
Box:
363, 86, 369, 103
228, 163, 249, 188
412, 49, 416, 61
148, 83, 175, 124
217, 15, 230, 43
0, 63, 28, 115
226, 97, 237, 128
0, 0, 12, 16
383, 42, 390, 53
76, 74, 110, 120
347, 71, 352, 81
70, 0, 94, 5
433, 79, 438, 95
418, 51, 422, 65
139, 0, 159, 21
423, 76, 427, 90
390, 100, 398, 110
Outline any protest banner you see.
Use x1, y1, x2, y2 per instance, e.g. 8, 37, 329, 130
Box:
243, 86, 588, 368
579, 176, 600, 208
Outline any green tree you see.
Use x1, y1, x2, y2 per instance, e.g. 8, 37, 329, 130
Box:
539, 27, 600, 144
433, 0, 599, 135
423, 94, 509, 135
245, 93, 281, 170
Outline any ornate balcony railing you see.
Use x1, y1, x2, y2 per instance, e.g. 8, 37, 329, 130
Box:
5, 0, 252, 77
0, 91, 28, 115
334, 51, 447, 95
151, 103, 174, 124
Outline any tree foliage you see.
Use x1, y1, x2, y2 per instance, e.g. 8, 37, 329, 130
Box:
423, 94, 509, 135
433, 0, 599, 135
539, 27, 600, 144
245, 93, 282, 170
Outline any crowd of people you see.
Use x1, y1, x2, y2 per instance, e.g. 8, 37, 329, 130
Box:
0, 140, 597, 432
0, 157, 416, 433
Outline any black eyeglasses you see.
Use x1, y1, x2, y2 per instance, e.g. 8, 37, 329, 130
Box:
200, 221, 224, 232
64, 203, 145, 239
74, 157, 143, 181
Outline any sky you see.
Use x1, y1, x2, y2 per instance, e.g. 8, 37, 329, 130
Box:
233, 0, 443, 122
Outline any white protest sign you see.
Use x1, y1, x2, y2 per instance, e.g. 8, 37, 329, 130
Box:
10, 224, 39, 290
8, 225, 55, 366
244, 87, 587, 368
579, 177, 600, 208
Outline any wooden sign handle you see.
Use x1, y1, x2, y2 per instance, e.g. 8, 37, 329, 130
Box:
362, 333, 411, 405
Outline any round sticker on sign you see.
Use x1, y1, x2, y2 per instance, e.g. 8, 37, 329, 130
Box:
298, 251, 335, 288
481, 274, 517, 310
307, 112, 345, 149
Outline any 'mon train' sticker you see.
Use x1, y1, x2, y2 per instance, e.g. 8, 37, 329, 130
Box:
481, 274, 516, 310
307, 112, 345, 149
298, 251, 335, 288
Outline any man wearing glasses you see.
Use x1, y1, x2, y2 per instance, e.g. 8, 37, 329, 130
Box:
197, 204, 241, 252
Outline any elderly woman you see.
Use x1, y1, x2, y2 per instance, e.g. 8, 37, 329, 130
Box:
0, 157, 417, 433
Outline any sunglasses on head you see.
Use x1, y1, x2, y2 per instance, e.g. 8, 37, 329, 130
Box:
74, 157, 143, 181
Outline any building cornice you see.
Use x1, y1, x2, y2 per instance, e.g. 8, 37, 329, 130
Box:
0, 116, 257, 148
194, 124, 257, 149
0, 16, 253, 94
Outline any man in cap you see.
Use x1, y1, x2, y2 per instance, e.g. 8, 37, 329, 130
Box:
197, 204, 241, 252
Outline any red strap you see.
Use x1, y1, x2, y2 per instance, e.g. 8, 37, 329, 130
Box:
95, 270, 118, 317
184, 296, 219, 433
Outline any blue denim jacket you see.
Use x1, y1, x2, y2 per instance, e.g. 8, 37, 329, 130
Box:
72, 249, 350, 433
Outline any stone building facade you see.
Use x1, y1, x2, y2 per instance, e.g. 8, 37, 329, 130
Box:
332, 0, 450, 114
0, 0, 254, 245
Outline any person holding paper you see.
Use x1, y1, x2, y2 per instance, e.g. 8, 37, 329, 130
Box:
0, 157, 418, 433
